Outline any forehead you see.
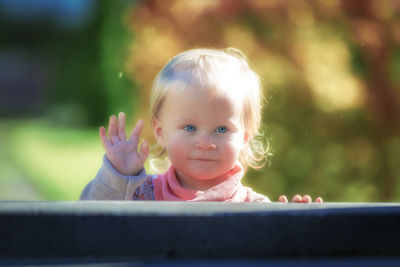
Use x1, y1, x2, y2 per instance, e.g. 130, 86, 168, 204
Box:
161, 87, 243, 120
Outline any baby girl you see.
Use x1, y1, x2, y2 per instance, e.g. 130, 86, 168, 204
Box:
80, 48, 322, 203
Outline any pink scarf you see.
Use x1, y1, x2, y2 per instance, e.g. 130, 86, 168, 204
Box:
153, 165, 252, 202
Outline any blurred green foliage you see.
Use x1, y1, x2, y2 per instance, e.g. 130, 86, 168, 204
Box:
1, 120, 102, 200
1, 0, 400, 202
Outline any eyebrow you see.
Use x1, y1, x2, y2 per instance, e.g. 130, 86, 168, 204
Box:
174, 118, 199, 127
176, 118, 197, 124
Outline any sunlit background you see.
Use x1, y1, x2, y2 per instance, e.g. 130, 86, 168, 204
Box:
0, 0, 399, 202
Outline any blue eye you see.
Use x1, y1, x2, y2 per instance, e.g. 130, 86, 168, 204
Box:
216, 126, 227, 133
184, 125, 196, 132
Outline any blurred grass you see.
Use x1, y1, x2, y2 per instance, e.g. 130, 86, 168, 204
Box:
1, 119, 102, 200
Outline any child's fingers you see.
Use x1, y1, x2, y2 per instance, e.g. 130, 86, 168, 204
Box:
281, 194, 322, 203
302, 195, 312, 203
99, 126, 112, 151
129, 119, 144, 146
108, 115, 119, 144
278, 195, 288, 203
291, 194, 303, 203
117, 112, 127, 141
138, 140, 149, 163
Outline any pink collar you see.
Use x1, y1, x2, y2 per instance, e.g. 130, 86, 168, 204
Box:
153, 165, 251, 202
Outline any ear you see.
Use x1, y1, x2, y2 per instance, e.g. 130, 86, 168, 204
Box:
240, 131, 250, 150
243, 131, 250, 145
152, 117, 165, 148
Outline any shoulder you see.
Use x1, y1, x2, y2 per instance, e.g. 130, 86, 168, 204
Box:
132, 175, 157, 200
246, 188, 271, 203
252, 192, 271, 203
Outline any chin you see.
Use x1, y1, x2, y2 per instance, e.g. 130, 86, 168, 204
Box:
184, 169, 226, 180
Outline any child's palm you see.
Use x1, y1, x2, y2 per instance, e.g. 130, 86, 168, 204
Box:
100, 113, 149, 176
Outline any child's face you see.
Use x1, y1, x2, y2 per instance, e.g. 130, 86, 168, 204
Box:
153, 87, 248, 186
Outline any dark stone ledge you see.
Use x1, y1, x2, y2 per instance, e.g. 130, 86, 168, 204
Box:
0, 201, 400, 263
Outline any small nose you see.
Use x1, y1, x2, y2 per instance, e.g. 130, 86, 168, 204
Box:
195, 133, 216, 150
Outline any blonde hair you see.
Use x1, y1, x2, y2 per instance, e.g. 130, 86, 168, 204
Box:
149, 48, 269, 172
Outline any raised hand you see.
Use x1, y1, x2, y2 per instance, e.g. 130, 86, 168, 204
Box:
99, 112, 149, 176
278, 194, 323, 203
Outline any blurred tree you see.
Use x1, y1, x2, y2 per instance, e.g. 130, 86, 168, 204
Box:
0, 0, 137, 126
342, 0, 400, 200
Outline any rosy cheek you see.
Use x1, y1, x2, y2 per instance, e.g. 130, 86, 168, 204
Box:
225, 141, 242, 160
167, 135, 189, 161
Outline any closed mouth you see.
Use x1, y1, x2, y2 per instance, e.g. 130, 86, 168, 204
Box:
191, 158, 217, 162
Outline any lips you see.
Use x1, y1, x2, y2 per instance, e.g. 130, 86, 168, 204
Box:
191, 158, 217, 162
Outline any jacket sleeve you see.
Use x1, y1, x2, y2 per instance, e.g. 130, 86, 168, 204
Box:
79, 155, 148, 200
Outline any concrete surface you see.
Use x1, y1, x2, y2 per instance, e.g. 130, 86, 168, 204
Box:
0, 201, 400, 265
